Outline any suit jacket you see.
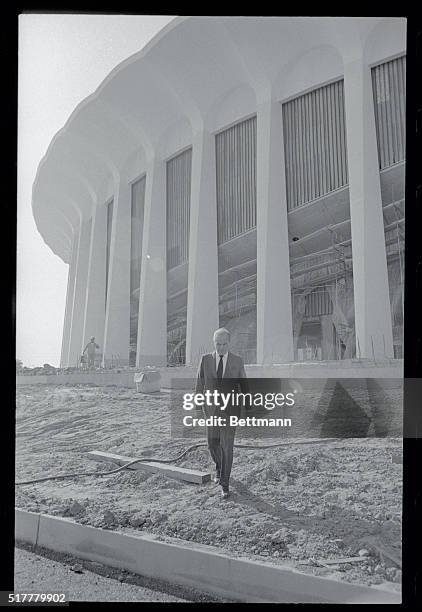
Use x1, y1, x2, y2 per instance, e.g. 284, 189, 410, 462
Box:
195, 351, 249, 417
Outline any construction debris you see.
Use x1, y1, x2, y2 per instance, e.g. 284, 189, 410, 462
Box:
86, 450, 211, 484
369, 541, 402, 569
298, 556, 368, 566
134, 370, 161, 393
68, 501, 85, 516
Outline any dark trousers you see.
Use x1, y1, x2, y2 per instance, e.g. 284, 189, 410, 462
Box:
206, 422, 236, 489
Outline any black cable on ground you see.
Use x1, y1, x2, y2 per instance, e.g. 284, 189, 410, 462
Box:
15, 438, 336, 486
15, 442, 208, 486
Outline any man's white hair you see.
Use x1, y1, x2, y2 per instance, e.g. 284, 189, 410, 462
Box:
213, 327, 231, 340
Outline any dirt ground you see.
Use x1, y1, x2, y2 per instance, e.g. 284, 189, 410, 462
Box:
15, 384, 402, 593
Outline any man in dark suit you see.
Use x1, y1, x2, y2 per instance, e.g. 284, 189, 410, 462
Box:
195, 327, 249, 499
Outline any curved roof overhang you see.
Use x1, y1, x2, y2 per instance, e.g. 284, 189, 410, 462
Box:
32, 16, 405, 264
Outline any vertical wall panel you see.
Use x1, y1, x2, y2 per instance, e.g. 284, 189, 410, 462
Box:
371, 56, 406, 169
130, 177, 146, 296
166, 148, 192, 269
215, 116, 257, 244
166, 148, 191, 365
282, 80, 348, 211
129, 176, 146, 365
105, 198, 114, 309
372, 56, 406, 360
338, 83, 347, 187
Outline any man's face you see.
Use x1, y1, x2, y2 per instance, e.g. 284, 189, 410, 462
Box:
214, 332, 230, 356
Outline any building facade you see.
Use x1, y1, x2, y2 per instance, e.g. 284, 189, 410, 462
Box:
32, 17, 406, 368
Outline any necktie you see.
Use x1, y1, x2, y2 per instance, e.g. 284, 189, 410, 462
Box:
217, 355, 224, 380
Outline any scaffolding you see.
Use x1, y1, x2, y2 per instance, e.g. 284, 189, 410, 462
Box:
163, 195, 404, 366
218, 270, 257, 363
290, 196, 405, 361
289, 215, 354, 361
167, 312, 187, 366
383, 197, 405, 358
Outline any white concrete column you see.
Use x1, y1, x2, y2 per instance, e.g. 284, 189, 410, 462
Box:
102, 177, 131, 366
136, 157, 167, 367
67, 219, 91, 367
343, 57, 394, 359
82, 203, 107, 358
256, 98, 294, 364
60, 231, 78, 367
185, 129, 219, 366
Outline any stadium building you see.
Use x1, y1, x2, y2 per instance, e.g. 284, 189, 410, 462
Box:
32, 17, 406, 368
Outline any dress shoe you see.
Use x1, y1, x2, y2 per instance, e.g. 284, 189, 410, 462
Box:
221, 487, 230, 499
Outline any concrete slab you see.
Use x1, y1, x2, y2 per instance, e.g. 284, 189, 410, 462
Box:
17, 375, 50, 385
161, 362, 403, 387
15, 509, 40, 547
16, 372, 136, 387
86, 450, 211, 484
19, 512, 400, 603
16, 359, 403, 388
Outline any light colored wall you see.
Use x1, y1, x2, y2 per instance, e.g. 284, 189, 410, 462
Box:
46, 18, 406, 366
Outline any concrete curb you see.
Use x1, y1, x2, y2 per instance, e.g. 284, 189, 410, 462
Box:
15, 509, 400, 603
15, 509, 40, 546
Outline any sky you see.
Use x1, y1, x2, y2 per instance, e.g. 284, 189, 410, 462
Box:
17, 14, 175, 367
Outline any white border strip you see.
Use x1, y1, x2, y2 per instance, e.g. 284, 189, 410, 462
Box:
15, 509, 400, 603
15, 509, 40, 546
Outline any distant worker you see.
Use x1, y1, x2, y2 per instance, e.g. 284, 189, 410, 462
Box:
83, 337, 100, 369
